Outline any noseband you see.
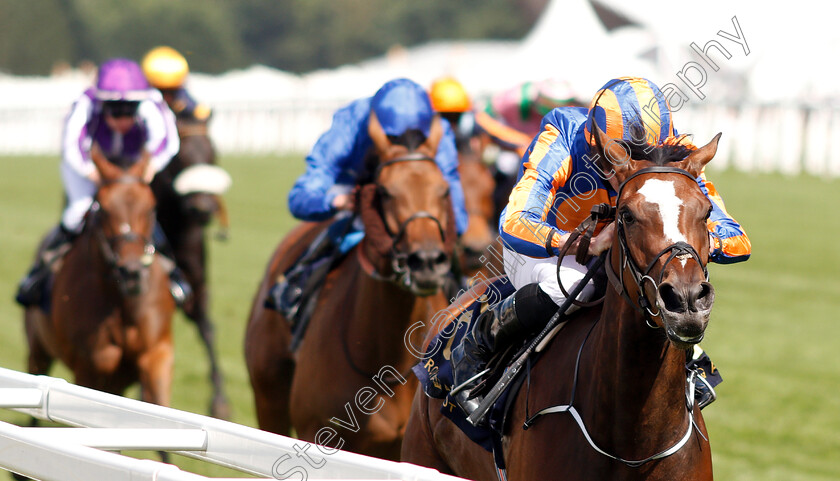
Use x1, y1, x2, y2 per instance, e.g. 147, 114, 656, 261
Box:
605, 166, 709, 324
365, 152, 450, 285
521, 166, 712, 468
93, 176, 156, 295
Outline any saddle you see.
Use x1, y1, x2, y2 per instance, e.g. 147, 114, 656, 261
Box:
413, 277, 521, 450
265, 214, 360, 350
414, 263, 611, 451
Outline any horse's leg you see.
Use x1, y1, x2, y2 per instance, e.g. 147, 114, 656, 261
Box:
179, 226, 230, 420
24, 308, 54, 377
401, 389, 455, 475
245, 309, 296, 436
137, 339, 174, 407
188, 285, 230, 420
137, 338, 174, 465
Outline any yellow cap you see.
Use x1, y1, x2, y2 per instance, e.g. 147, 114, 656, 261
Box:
429, 77, 471, 113
142, 46, 189, 89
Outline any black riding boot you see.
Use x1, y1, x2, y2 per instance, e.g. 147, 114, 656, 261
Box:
267, 226, 338, 317
153, 223, 192, 308
15, 225, 76, 307
451, 283, 558, 416
687, 346, 722, 409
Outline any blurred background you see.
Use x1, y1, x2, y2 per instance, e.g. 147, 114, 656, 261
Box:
0, 0, 839, 479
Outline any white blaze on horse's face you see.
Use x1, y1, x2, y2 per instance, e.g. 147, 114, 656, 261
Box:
637, 179, 689, 266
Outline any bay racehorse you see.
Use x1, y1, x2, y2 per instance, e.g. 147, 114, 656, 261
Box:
455, 149, 501, 284
25, 146, 175, 406
245, 113, 457, 460
150, 117, 231, 419
401, 127, 722, 480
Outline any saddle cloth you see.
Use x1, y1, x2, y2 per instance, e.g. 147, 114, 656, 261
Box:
412, 276, 517, 451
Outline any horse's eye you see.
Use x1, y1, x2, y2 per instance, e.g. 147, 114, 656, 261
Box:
620, 209, 635, 225
704, 207, 712, 221
377, 186, 392, 200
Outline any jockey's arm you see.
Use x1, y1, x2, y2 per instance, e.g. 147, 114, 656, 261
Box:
62, 93, 97, 179
141, 91, 180, 179
499, 115, 583, 259
696, 170, 751, 263
288, 102, 364, 222
435, 122, 469, 236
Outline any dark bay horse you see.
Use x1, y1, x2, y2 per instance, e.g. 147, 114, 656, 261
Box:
25, 146, 175, 404
456, 150, 501, 284
401, 128, 722, 480
245, 114, 458, 460
151, 118, 231, 419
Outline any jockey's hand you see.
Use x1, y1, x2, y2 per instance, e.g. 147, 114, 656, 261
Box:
708, 232, 721, 256
588, 222, 615, 256
332, 193, 356, 211
87, 170, 101, 186
142, 163, 157, 183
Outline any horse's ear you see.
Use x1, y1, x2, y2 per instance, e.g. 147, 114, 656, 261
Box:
90, 143, 122, 182
592, 122, 633, 182
681, 133, 721, 177
127, 150, 151, 180
421, 115, 444, 154
367, 110, 392, 155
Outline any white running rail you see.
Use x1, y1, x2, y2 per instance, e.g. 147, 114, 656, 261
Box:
0, 367, 465, 481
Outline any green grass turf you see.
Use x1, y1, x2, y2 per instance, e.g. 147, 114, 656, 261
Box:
0, 155, 838, 479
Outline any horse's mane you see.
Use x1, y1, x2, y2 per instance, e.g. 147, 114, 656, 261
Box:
624, 122, 694, 166
387, 129, 427, 151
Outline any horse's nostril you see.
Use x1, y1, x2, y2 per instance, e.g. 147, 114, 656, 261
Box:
434, 252, 449, 267
406, 250, 449, 272
658, 283, 685, 313
694, 282, 715, 311
406, 253, 425, 271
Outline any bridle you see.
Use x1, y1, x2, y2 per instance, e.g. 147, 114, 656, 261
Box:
605, 166, 709, 326
92, 176, 156, 296
521, 165, 711, 469
360, 152, 450, 287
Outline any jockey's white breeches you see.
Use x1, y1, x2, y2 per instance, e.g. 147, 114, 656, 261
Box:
60, 163, 96, 233
503, 247, 596, 313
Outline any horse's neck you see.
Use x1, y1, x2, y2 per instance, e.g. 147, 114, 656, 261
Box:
344, 256, 436, 375
582, 293, 689, 453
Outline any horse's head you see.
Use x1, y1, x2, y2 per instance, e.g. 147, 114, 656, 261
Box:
90, 145, 157, 297
360, 112, 456, 296
594, 125, 720, 349
457, 152, 496, 275
170, 119, 228, 226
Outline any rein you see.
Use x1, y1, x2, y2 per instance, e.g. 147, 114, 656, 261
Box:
91, 178, 157, 295
513, 166, 710, 468
522, 314, 705, 468
606, 166, 708, 325
357, 152, 451, 287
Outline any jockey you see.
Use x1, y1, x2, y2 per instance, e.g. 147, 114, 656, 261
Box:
269, 78, 469, 317
142, 46, 212, 122
451, 77, 752, 415
15, 58, 188, 307
429, 76, 479, 155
